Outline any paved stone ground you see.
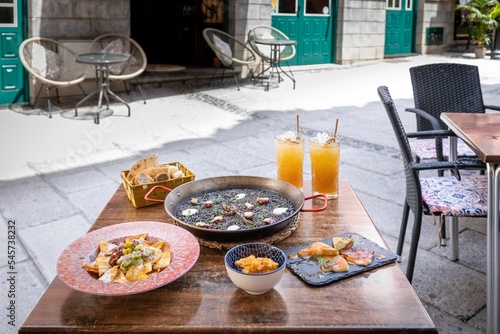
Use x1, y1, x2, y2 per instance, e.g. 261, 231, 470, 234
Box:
1, 53, 500, 334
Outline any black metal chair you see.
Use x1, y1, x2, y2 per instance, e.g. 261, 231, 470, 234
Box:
407, 63, 500, 166
377, 86, 487, 283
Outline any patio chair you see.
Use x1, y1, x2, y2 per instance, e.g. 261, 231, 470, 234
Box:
202, 28, 256, 90
377, 86, 487, 283
89, 33, 147, 104
18, 37, 87, 118
247, 25, 296, 73
407, 63, 500, 169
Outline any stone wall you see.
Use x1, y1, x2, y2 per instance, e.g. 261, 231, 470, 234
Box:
336, 0, 386, 64
415, 0, 456, 54
28, 0, 130, 39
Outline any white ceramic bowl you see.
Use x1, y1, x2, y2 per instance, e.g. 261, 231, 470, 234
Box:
224, 243, 286, 295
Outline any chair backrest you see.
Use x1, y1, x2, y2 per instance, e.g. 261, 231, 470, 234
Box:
89, 33, 147, 80
202, 28, 256, 68
247, 25, 296, 62
18, 37, 86, 86
409, 63, 486, 132
377, 86, 423, 216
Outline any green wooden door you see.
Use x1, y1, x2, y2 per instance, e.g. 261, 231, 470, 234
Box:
385, 0, 414, 55
0, 0, 26, 105
272, 0, 335, 65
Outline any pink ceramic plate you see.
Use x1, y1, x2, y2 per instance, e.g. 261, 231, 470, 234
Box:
57, 221, 200, 295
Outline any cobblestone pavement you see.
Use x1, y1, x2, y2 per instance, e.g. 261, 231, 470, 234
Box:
2, 53, 500, 334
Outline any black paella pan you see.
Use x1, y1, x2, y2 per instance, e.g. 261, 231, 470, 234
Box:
145, 176, 326, 242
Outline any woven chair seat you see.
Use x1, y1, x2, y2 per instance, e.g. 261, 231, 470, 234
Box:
409, 138, 476, 160
421, 175, 488, 216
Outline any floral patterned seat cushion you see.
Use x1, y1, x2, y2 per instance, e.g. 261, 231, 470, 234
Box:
421, 175, 488, 216
410, 138, 476, 160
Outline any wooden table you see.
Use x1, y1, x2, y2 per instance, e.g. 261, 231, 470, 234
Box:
441, 113, 500, 334
20, 180, 437, 333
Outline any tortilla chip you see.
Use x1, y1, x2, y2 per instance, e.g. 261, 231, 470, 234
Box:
99, 266, 119, 283
96, 254, 112, 276
83, 262, 99, 275
153, 248, 171, 271
125, 265, 149, 281
151, 240, 165, 249
111, 270, 128, 284
143, 260, 153, 274
125, 233, 148, 244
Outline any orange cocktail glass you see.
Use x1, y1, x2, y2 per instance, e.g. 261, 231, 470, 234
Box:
309, 136, 341, 199
274, 134, 304, 189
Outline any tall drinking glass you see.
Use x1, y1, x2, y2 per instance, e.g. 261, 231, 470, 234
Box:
274, 133, 304, 189
309, 136, 341, 199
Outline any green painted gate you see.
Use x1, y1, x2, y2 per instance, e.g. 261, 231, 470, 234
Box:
385, 0, 414, 55
0, 0, 26, 105
271, 0, 335, 65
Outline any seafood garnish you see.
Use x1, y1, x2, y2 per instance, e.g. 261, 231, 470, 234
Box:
211, 216, 224, 223
222, 203, 238, 216
244, 202, 255, 211
263, 217, 276, 224
227, 225, 240, 231
195, 222, 212, 228
273, 208, 288, 215
182, 208, 199, 216
190, 198, 198, 205
257, 197, 269, 204
203, 200, 213, 208
243, 212, 254, 220
235, 193, 246, 200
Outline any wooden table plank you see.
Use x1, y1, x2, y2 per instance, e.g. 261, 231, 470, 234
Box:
20, 180, 437, 333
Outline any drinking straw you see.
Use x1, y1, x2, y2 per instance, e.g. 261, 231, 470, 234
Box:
333, 119, 339, 142
326, 119, 339, 144
296, 114, 300, 139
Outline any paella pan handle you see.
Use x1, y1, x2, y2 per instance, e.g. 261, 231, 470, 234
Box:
144, 185, 173, 203
301, 193, 328, 212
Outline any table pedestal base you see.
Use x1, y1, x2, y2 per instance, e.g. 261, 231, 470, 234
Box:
75, 64, 130, 124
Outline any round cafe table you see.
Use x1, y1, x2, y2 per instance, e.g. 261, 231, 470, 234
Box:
74, 53, 131, 124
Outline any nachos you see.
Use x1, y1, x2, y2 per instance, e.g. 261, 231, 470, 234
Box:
83, 233, 171, 284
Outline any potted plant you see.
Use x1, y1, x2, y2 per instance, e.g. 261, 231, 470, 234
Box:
456, 0, 500, 58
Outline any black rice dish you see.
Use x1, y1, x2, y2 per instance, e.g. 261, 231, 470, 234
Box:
174, 188, 295, 231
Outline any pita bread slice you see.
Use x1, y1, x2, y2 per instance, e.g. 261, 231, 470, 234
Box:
126, 155, 159, 182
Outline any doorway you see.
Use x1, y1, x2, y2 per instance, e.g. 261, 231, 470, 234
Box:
272, 0, 336, 65
130, 0, 227, 67
384, 0, 415, 55
0, 0, 26, 105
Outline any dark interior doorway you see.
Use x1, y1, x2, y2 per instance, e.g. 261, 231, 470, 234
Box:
131, 0, 227, 67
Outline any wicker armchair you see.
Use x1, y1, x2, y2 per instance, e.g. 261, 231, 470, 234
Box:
377, 86, 487, 283
247, 25, 296, 68
18, 37, 86, 117
407, 63, 500, 167
90, 34, 147, 103
202, 28, 256, 90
